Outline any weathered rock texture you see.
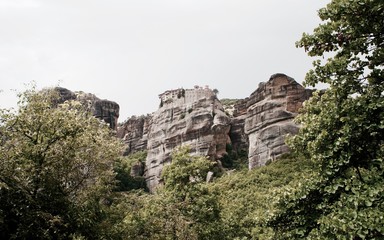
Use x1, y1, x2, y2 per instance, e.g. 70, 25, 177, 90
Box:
117, 115, 152, 156
229, 99, 249, 154
117, 74, 312, 190
244, 74, 312, 168
145, 86, 231, 192
55, 87, 119, 129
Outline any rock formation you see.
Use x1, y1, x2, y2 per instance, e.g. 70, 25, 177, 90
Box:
117, 74, 313, 190
144, 86, 231, 192
55, 87, 120, 130
229, 99, 249, 154
244, 74, 312, 168
117, 115, 152, 156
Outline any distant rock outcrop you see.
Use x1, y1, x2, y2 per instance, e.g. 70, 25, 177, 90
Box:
243, 74, 312, 168
55, 87, 120, 130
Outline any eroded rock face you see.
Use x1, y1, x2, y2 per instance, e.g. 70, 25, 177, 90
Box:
55, 87, 120, 130
92, 100, 119, 130
117, 115, 152, 156
244, 74, 312, 168
145, 88, 231, 192
55, 87, 77, 102
117, 74, 312, 190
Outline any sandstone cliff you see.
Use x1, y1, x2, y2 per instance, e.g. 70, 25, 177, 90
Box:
244, 74, 312, 168
55, 87, 120, 130
117, 115, 152, 156
117, 74, 312, 191
145, 87, 231, 191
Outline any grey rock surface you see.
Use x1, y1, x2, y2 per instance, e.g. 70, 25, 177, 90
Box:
244, 74, 312, 168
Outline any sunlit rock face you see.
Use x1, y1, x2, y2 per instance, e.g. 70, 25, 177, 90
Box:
244, 74, 312, 168
117, 115, 152, 156
55, 87, 120, 130
145, 86, 231, 192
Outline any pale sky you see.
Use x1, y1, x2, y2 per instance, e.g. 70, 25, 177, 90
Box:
0, 0, 329, 121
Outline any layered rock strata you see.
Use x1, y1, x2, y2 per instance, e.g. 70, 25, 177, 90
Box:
117, 115, 152, 156
117, 74, 312, 190
244, 74, 312, 168
145, 87, 231, 192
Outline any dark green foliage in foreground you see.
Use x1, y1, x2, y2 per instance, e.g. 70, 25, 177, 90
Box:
212, 154, 316, 239
110, 146, 225, 240
110, 151, 314, 240
268, 0, 384, 238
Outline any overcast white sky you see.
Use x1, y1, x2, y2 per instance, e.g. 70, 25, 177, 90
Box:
0, 0, 329, 121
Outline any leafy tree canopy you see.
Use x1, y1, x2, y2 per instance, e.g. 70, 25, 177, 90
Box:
114, 151, 147, 192
112, 146, 225, 240
0, 87, 124, 239
269, 0, 384, 239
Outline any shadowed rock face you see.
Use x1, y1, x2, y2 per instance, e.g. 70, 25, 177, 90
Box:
145, 90, 231, 192
244, 74, 312, 168
229, 99, 249, 154
55, 87, 119, 130
92, 100, 119, 130
55, 87, 77, 102
117, 115, 152, 156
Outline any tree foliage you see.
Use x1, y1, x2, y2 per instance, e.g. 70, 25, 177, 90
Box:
113, 146, 225, 240
269, 0, 384, 238
161, 146, 224, 239
114, 151, 147, 192
0, 88, 124, 239
112, 150, 314, 239
212, 154, 315, 239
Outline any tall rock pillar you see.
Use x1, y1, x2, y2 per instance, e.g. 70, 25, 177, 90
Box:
244, 74, 312, 168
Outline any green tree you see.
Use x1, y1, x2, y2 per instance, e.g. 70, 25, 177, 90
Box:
160, 146, 224, 239
269, 0, 384, 239
114, 146, 224, 240
213, 154, 315, 240
114, 151, 147, 192
0, 88, 124, 239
